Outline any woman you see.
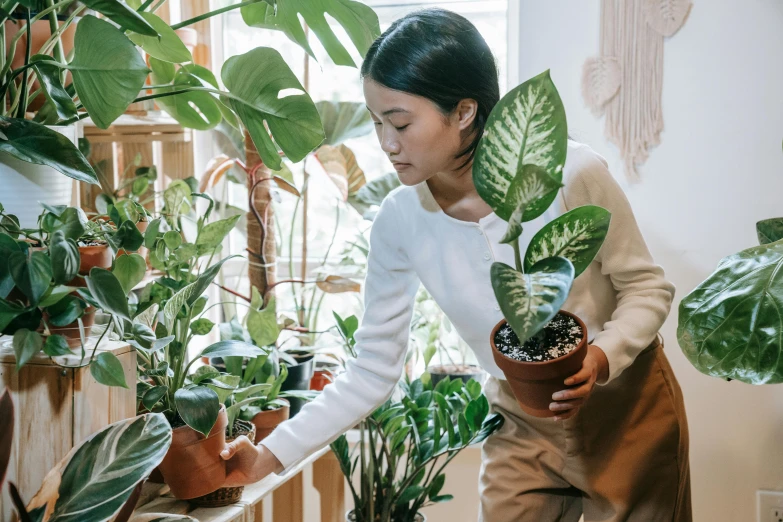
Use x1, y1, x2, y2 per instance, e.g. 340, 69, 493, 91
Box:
222, 8, 691, 521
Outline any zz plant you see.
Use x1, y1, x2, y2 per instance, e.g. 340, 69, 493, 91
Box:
331, 377, 503, 522
472, 70, 612, 347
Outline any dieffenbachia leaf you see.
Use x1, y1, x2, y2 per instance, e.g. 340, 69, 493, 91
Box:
473, 70, 568, 222
757, 218, 783, 245
678, 239, 783, 384
524, 205, 612, 278
491, 256, 574, 344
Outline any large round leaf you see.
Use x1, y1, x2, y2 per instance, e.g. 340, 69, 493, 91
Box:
491, 257, 574, 344
128, 12, 191, 63
0, 117, 97, 184
68, 15, 151, 129
474, 70, 568, 222
113, 253, 146, 295
222, 47, 324, 171
174, 386, 220, 437
85, 267, 131, 321
678, 239, 783, 384
33, 414, 172, 522
524, 205, 612, 278
50, 231, 80, 284
241, 0, 380, 67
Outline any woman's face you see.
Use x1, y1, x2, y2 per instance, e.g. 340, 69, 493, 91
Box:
363, 78, 476, 186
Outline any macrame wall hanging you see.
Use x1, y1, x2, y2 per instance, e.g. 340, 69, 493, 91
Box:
582, 0, 692, 178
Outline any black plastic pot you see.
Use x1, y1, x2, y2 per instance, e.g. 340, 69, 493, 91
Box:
280, 352, 314, 418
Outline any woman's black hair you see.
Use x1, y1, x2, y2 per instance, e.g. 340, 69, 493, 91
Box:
361, 8, 500, 169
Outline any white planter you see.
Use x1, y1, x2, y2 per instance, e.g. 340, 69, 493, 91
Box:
0, 125, 80, 228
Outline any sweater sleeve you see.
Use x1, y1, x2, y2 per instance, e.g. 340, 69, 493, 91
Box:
563, 149, 676, 383
260, 195, 420, 472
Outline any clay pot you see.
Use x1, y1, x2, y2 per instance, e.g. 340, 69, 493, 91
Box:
429, 364, 484, 388
78, 243, 113, 275
43, 306, 96, 348
310, 369, 334, 391
251, 400, 290, 443
189, 419, 256, 508
158, 406, 228, 499
490, 311, 588, 418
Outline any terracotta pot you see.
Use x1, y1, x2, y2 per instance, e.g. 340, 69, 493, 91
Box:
310, 369, 334, 391
158, 406, 228, 499
189, 419, 256, 508
490, 311, 588, 418
251, 400, 290, 443
429, 364, 484, 388
4, 18, 77, 112
78, 243, 113, 275
42, 306, 96, 348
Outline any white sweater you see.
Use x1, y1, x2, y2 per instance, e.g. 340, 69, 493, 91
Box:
261, 141, 675, 471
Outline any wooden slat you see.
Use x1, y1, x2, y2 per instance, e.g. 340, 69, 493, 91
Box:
162, 140, 195, 181
313, 451, 346, 522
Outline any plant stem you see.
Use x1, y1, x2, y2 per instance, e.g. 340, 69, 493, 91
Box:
137, 0, 155, 11
171, 0, 261, 30
513, 238, 523, 274
44, 0, 66, 82
15, 8, 30, 118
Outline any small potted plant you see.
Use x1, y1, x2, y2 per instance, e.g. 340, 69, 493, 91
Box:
472, 70, 612, 417
332, 377, 503, 522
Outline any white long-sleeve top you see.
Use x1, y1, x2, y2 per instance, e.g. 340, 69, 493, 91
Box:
261, 141, 676, 471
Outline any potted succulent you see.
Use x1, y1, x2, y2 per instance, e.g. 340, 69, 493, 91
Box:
0, 388, 172, 522
677, 205, 783, 383
131, 181, 266, 500
471, 70, 612, 417
332, 377, 503, 522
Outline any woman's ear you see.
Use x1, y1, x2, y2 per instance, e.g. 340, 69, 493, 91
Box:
455, 99, 479, 130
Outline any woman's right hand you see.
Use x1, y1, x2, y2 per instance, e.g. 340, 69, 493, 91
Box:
220, 437, 284, 487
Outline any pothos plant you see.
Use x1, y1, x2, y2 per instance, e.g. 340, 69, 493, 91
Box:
472, 70, 612, 347
677, 207, 783, 383
331, 377, 503, 522
132, 181, 266, 437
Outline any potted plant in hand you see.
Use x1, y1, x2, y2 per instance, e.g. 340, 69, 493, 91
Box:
332, 377, 503, 522
472, 70, 612, 417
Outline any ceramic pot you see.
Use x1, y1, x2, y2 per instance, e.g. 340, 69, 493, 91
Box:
250, 399, 290, 443
489, 310, 588, 418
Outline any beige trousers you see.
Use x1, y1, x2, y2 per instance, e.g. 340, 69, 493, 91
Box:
479, 340, 691, 522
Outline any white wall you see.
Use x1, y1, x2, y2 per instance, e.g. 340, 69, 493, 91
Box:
517, 1, 783, 520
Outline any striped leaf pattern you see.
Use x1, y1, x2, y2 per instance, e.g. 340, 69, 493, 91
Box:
491, 257, 574, 344
474, 70, 568, 222
524, 206, 612, 277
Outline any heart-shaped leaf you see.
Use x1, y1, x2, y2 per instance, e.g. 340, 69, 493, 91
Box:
0, 117, 97, 184
114, 254, 146, 294
241, 0, 380, 67
474, 70, 568, 222
491, 257, 574, 344
128, 12, 191, 63
68, 15, 150, 129
112, 221, 145, 252
10, 250, 52, 305
524, 205, 612, 278
50, 231, 80, 285
195, 215, 241, 253
222, 47, 324, 171
174, 387, 220, 437
44, 334, 73, 356
247, 290, 279, 347
46, 294, 85, 327
45, 207, 87, 242
678, 239, 783, 384
30, 55, 78, 121
0, 299, 26, 331
85, 267, 131, 321
90, 352, 128, 388
13, 328, 42, 369
141, 386, 168, 411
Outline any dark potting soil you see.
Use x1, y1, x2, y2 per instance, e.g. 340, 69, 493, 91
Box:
226, 419, 253, 440
495, 314, 582, 362
169, 415, 187, 429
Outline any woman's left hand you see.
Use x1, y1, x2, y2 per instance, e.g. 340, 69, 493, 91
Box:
550, 345, 609, 421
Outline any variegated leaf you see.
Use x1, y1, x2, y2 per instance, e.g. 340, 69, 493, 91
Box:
474, 70, 568, 222
27, 414, 171, 522
757, 218, 783, 245
491, 257, 574, 344
316, 275, 361, 294
524, 205, 612, 278
500, 164, 564, 244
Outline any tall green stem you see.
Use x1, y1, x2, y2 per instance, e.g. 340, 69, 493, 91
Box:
15, 8, 30, 118
44, 0, 66, 82
513, 238, 523, 274
171, 0, 261, 30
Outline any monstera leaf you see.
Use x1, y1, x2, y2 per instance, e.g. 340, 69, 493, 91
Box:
241, 0, 380, 67
491, 257, 574, 344
524, 206, 612, 277
473, 70, 568, 222
24, 414, 171, 522
678, 239, 783, 384
316, 101, 374, 146
222, 47, 324, 171
68, 15, 150, 129
757, 218, 783, 245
